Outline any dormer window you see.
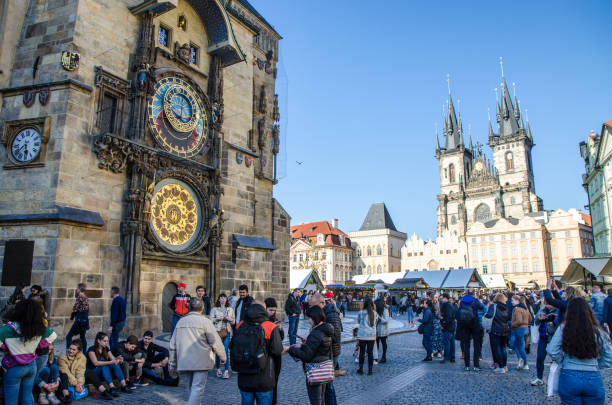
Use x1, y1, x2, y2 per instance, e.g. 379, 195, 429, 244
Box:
317, 233, 324, 245
338, 235, 344, 246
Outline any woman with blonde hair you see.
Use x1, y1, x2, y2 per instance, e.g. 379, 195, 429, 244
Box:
484, 293, 511, 373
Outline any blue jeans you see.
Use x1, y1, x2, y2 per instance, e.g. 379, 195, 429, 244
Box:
215, 333, 231, 371
422, 333, 432, 358
511, 327, 528, 363
92, 364, 125, 384
240, 389, 273, 405
171, 313, 182, 335
288, 315, 300, 345
442, 330, 455, 361
36, 363, 59, 387
407, 307, 414, 323
489, 334, 508, 368
536, 338, 548, 379
559, 369, 605, 405
110, 320, 125, 349
3, 361, 37, 405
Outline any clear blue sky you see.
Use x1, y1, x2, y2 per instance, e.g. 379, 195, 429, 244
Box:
251, 0, 612, 240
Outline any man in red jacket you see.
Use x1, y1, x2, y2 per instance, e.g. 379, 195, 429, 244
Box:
169, 283, 191, 335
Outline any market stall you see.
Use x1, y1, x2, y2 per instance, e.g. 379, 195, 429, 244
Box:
561, 257, 612, 289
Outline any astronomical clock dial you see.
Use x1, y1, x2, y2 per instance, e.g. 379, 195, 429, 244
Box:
11, 128, 42, 163
148, 77, 208, 158
149, 179, 202, 252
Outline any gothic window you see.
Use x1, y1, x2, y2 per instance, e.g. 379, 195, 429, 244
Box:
189, 44, 199, 65
451, 215, 457, 225
390, 245, 393, 256
475, 204, 491, 223
367, 246, 372, 256
505, 152, 514, 170
94, 67, 129, 137
449, 164, 456, 183
376, 245, 382, 255
158, 25, 170, 47
100, 94, 117, 134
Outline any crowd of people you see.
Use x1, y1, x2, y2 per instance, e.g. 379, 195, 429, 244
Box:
2, 279, 612, 405
413, 281, 612, 404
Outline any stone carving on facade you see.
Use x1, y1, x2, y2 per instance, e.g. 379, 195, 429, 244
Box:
174, 42, 191, 65
258, 85, 266, 114
272, 124, 280, 155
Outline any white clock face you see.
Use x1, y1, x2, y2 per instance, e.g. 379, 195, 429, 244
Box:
475, 162, 484, 171
11, 128, 42, 163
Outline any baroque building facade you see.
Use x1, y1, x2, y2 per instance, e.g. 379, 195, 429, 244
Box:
436, 73, 543, 238
401, 230, 468, 271
350, 203, 406, 275
290, 219, 353, 284
580, 121, 612, 256
0, 0, 289, 335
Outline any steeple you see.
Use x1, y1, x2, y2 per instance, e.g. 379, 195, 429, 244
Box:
443, 81, 462, 151
495, 58, 521, 138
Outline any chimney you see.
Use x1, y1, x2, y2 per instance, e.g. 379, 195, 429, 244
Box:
332, 218, 339, 229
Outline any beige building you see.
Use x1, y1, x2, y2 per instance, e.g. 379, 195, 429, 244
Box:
0, 0, 290, 335
350, 203, 406, 275
401, 230, 468, 271
290, 219, 353, 284
467, 209, 593, 287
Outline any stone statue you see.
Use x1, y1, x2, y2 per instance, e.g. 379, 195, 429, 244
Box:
143, 183, 155, 221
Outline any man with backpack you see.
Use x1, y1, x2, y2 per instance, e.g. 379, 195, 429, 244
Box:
440, 293, 456, 363
230, 300, 283, 405
458, 289, 484, 371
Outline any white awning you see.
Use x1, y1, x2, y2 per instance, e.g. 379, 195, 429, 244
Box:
561, 257, 612, 285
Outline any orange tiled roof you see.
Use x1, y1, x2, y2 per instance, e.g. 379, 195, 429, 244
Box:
581, 212, 592, 227
604, 120, 612, 127
290, 221, 351, 248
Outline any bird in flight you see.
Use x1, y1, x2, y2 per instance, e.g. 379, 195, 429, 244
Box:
296, 161, 303, 165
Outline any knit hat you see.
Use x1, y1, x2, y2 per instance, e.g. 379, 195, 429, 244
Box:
177, 282, 187, 288
324, 291, 334, 300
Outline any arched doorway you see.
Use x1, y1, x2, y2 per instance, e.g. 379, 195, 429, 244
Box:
162, 282, 177, 333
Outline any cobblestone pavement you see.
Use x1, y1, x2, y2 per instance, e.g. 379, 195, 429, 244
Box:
75, 330, 612, 405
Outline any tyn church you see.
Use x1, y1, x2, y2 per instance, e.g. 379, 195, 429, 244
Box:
435, 73, 544, 238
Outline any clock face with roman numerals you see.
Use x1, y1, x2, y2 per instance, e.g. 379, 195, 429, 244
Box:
11, 128, 42, 163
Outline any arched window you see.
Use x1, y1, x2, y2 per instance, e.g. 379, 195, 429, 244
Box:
449, 164, 456, 183
376, 245, 382, 255
377, 265, 382, 274
475, 204, 491, 223
367, 246, 372, 256
367, 266, 372, 275
505, 152, 514, 170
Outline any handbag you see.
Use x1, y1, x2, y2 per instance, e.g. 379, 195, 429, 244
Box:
68, 385, 89, 400
218, 308, 229, 339
417, 323, 424, 334
530, 325, 540, 345
547, 362, 560, 397
305, 336, 335, 384
482, 304, 496, 333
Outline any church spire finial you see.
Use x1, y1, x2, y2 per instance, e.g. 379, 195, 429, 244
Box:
499, 56, 504, 78
447, 73, 451, 95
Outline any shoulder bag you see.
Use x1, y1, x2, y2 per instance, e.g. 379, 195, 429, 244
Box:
218, 308, 229, 339
305, 330, 335, 384
482, 304, 496, 333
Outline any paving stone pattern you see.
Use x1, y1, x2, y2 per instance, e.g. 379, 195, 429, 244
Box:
75, 331, 611, 405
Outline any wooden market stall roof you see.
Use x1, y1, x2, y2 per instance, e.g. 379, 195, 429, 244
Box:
402, 268, 485, 289
290, 269, 324, 290
561, 257, 612, 285
388, 277, 429, 291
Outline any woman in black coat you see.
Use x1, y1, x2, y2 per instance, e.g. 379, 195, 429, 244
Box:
288, 305, 334, 405
484, 293, 511, 373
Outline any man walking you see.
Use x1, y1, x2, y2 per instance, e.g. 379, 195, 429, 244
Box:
195, 285, 212, 316
284, 289, 300, 345
235, 284, 254, 325
170, 298, 226, 405
108, 286, 127, 349
231, 301, 282, 405
458, 289, 484, 371
440, 293, 456, 363
66, 283, 89, 350
169, 282, 191, 335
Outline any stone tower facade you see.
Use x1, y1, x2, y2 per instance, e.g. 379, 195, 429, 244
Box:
0, 0, 290, 336
436, 73, 543, 239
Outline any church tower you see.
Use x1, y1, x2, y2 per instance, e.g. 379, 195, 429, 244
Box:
436, 89, 473, 237
488, 66, 543, 217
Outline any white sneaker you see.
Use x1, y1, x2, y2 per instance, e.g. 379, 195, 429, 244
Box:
38, 393, 50, 405
373, 360, 378, 365
47, 392, 61, 405
530, 378, 544, 386
517, 358, 525, 369
523, 364, 530, 370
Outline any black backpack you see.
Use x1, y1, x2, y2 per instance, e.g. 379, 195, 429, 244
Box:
229, 322, 268, 374
458, 301, 476, 328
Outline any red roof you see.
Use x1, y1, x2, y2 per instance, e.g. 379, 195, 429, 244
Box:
604, 120, 612, 127
581, 212, 592, 227
291, 221, 352, 248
